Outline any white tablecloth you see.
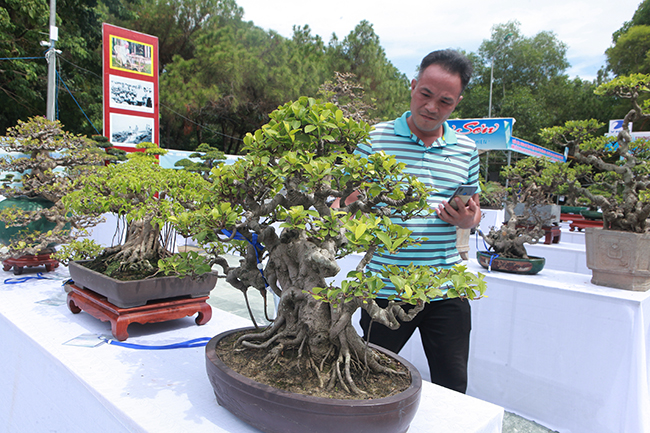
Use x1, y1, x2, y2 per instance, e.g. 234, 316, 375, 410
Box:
335, 252, 650, 433
0, 266, 503, 433
466, 260, 650, 433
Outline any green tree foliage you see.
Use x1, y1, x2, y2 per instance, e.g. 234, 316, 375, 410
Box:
457, 20, 611, 145
606, 25, 650, 76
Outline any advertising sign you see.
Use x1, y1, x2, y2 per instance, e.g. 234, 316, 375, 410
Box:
447, 118, 514, 150
102, 24, 159, 151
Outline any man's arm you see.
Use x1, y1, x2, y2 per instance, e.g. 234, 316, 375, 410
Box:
436, 193, 481, 229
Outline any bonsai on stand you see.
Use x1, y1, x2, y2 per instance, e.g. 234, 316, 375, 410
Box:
540, 73, 650, 290
0, 117, 106, 274
168, 97, 487, 433
59, 143, 219, 340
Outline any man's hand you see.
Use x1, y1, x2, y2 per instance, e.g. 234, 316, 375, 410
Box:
436, 193, 481, 229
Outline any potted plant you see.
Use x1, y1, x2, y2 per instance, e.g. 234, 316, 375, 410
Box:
475, 156, 575, 274
60, 142, 219, 308
0, 117, 106, 274
166, 97, 487, 433
539, 74, 650, 291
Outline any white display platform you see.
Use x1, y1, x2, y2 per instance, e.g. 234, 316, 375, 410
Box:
466, 260, 650, 433
334, 253, 650, 433
0, 266, 503, 433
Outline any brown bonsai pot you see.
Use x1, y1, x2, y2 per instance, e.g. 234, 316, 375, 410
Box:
205, 327, 422, 433
68, 260, 218, 308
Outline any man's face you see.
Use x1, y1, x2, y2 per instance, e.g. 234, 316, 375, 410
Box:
409, 64, 463, 137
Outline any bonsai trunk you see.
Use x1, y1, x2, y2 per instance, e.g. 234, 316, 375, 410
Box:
98, 216, 171, 276
228, 229, 406, 395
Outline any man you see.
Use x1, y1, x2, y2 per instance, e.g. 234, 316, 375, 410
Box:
356, 49, 481, 393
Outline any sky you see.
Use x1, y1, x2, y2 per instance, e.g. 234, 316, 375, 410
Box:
235, 0, 641, 81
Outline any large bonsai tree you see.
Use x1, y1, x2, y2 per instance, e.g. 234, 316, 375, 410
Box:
168, 97, 486, 396
0, 117, 105, 259
540, 74, 650, 233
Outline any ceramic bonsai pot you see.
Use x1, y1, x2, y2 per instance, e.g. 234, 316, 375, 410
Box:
476, 251, 545, 275
205, 327, 422, 433
585, 227, 650, 291
68, 260, 218, 308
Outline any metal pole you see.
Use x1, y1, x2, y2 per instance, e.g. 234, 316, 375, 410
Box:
488, 59, 494, 118
45, 0, 57, 121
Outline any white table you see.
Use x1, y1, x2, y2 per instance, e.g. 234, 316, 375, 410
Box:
0, 266, 503, 433
467, 261, 650, 433
334, 252, 650, 433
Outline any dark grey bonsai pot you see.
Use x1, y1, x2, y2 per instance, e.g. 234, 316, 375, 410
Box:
68, 260, 218, 308
205, 327, 422, 433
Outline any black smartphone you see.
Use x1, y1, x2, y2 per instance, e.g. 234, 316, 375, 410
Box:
448, 184, 478, 209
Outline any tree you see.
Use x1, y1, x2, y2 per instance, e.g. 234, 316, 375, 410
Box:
456, 20, 620, 148
169, 97, 486, 394
327, 21, 410, 122
606, 25, 650, 76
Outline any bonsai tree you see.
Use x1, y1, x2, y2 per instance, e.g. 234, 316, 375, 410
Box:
540, 74, 650, 233
61, 142, 213, 280
478, 156, 575, 258
168, 97, 486, 396
0, 117, 106, 260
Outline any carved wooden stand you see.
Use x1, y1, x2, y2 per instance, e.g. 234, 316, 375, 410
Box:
516, 225, 561, 244
66, 283, 212, 341
2, 254, 59, 275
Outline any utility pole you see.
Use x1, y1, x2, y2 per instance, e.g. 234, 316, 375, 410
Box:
45, 0, 58, 121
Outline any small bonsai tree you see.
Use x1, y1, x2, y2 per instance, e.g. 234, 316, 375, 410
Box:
168, 97, 486, 396
0, 117, 106, 259
61, 142, 213, 280
539, 74, 650, 233
478, 156, 577, 258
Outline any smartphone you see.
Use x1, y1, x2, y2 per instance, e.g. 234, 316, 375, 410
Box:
448, 184, 478, 209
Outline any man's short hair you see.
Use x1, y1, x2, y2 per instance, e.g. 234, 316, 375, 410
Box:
418, 49, 473, 93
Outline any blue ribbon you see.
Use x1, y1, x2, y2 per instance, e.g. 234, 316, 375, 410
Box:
221, 229, 269, 287
100, 336, 211, 350
475, 229, 499, 272
4, 273, 50, 284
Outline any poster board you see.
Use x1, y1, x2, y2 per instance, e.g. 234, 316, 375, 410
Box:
102, 23, 159, 151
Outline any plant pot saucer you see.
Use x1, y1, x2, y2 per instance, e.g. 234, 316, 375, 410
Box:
476, 251, 545, 275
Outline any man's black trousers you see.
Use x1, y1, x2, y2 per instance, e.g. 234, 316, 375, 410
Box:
359, 297, 471, 393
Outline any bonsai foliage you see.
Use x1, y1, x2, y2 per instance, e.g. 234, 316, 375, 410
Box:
478, 177, 507, 209
171, 97, 486, 395
478, 156, 575, 259
0, 117, 105, 258
540, 74, 650, 233
62, 143, 212, 279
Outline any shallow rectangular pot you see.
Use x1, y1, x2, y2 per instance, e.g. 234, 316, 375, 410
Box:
68, 260, 218, 308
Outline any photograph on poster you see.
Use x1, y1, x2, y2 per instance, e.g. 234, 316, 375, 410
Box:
110, 113, 153, 145
110, 35, 154, 76
109, 75, 154, 113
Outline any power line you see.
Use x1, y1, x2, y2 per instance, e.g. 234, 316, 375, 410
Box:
159, 103, 243, 142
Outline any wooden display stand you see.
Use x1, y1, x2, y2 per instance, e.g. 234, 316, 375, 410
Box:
569, 219, 604, 231
66, 283, 212, 341
3, 254, 59, 275
516, 225, 561, 244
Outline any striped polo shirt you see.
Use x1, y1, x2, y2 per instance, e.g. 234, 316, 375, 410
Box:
355, 111, 480, 298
